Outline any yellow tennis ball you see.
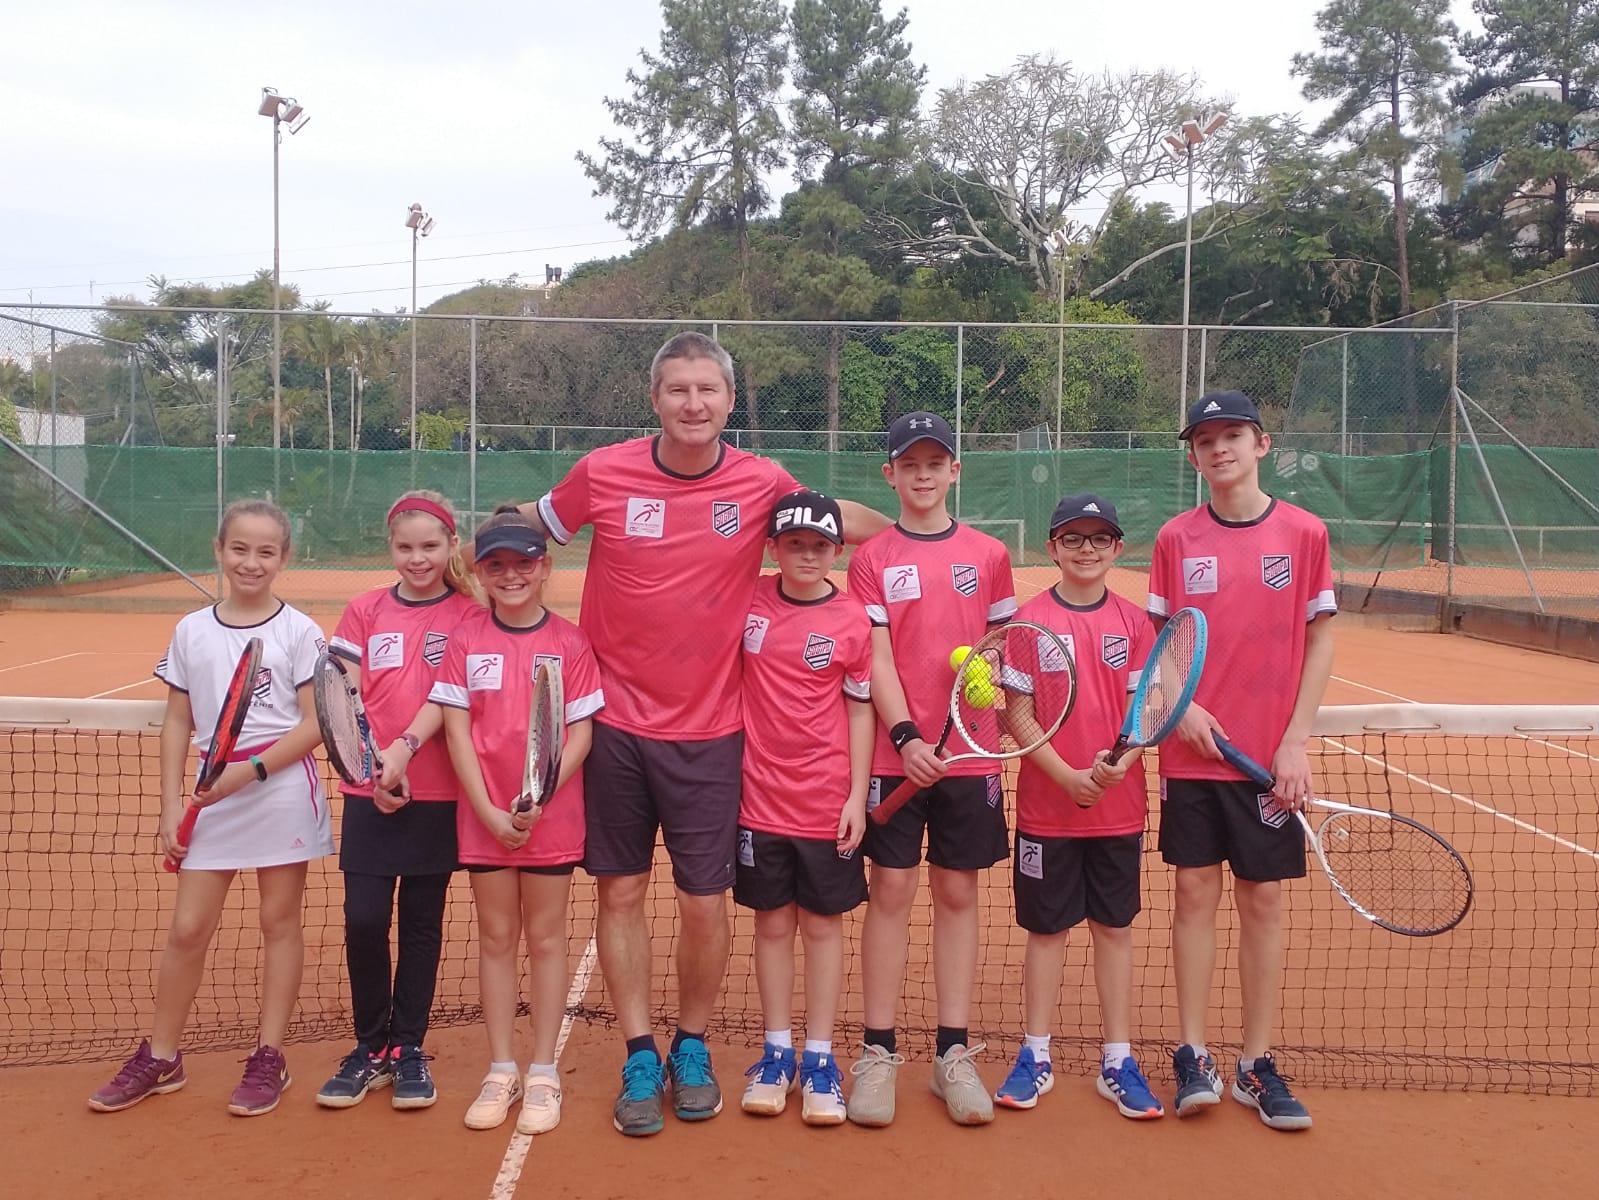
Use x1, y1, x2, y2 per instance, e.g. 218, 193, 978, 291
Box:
964, 676, 997, 709
949, 645, 973, 671
964, 657, 994, 686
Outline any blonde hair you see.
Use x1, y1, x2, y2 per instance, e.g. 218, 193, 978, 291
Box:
387, 489, 473, 595
217, 498, 291, 552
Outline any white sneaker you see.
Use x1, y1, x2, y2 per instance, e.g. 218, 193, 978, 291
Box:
799, 1051, 846, 1127
517, 1073, 562, 1135
740, 1043, 797, 1116
846, 1043, 904, 1127
930, 1043, 994, 1125
463, 1069, 521, 1131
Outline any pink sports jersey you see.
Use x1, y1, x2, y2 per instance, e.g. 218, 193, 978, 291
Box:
537, 437, 800, 740
429, 607, 605, 867
740, 575, 873, 840
847, 522, 1018, 775
330, 585, 479, 802
1147, 499, 1336, 781
1013, 587, 1152, 837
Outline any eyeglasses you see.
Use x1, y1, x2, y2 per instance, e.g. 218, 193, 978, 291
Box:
480, 557, 543, 577
1052, 532, 1117, 550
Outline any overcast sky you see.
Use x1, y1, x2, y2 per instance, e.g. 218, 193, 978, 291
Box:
1, 0, 1481, 313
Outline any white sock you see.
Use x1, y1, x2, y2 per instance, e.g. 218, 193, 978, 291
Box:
1238, 1055, 1265, 1076
764, 1029, 793, 1050
1102, 1042, 1131, 1072
1023, 1033, 1051, 1064
489, 1060, 518, 1077
803, 1038, 831, 1057
528, 1062, 558, 1081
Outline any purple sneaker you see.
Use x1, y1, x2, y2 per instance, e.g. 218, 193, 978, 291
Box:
88, 1039, 186, 1112
229, 1044, 291, 1117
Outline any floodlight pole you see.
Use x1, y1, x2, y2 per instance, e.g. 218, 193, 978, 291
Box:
259, 87, 308, 481
405, 203, 434, 455
1165, 113, 1228, 433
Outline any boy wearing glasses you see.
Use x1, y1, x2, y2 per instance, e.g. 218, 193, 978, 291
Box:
994, 494, 1163, 1120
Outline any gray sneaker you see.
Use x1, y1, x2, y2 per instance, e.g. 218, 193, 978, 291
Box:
665, 1038, 723, 1121
930, 1043, 994, 1125
613, 1050, 666, 1137
846, 1043, 904, 1127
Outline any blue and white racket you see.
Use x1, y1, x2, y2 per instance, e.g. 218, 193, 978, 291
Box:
1104, 606, 1207, 766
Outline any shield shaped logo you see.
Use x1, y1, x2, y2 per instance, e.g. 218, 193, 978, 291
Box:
252, 667, 272, 705
1262, 554, 1292, 591
1257, 791, 1290, 829
951, 564, 979, 597
803, 633, 836, 671
423, 632, 448, 667
712, 501, 740, 538
1102, 634, 1129, 670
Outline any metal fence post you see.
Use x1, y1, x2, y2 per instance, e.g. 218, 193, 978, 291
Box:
1446, 305, 1460, 609
49, 328, 58, 479
1192, 327, 1209, 506
954, 323, 964, 518
469, 317, 478, 522
216, 313, 228, 595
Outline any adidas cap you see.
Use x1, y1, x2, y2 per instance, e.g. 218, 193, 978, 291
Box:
1179, 389, 1262, 440
768, 488, 844, 545
1048, 493, 1123, 539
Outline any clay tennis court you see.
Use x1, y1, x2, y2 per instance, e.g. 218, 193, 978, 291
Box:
4, 576, 1599, 1198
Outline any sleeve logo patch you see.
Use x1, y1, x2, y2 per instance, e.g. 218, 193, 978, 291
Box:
368, 632, 404, 670
711, 501, 740, 538
466, 654, 504, 691
803, 633, 836, 670
743, 613, 770, 654
423, 631, 448, 667
951, 563, 979, 597
1102, 634, 1130, 670
884, 564, 922, 603
1182, 556, 1218, 595
1261, 554, 1292, 591
626, 497, 666, 538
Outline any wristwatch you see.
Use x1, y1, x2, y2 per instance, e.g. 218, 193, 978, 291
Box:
400, 732, 422, 754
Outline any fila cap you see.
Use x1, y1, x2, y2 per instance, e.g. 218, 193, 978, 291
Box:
769, 488, 844, 545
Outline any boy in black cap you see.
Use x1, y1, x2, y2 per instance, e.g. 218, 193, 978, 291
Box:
995, 494, 1165, 1120
1151, 390, 1335, 1131
735, 489, 874, 1127
845, 412, 1018, 1127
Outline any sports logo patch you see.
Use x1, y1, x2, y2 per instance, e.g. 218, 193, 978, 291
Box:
803, 633, 836, 671
866, 777, 882, 811
252, 667, 273, 706
532, 653, 563, 679
1182, 555, 1218, 595
951, 563, 979, 597
466, 654, 504, 691
423, 632, 448, 667
985, 773, 1003, 810
738, 828, 756, 868
314, 637, 327, 653
369, 632, 404, 670
742, 613, 770, 654
1261, 554, 1292, 592
625, 497, 666, 539
1018, 836, 1044, 880
1102, 634, 1130, 670
1039, 632, 1072, 672
1257, 790, 1291, 829
884, 564, 922, 604
711, 501, 740, 538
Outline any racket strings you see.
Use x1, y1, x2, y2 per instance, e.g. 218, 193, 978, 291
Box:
1317, 812, 1472, 932
1139, 612, 1201, 740
313, 667, 369, 781
952, 625, 1074, 756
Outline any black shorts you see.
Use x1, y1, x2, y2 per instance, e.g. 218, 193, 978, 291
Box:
1013, 832, 1142, 934
862, 773, 1008, 871
464, 862, 578, 876
582, 722, 744, 895
1158, 778, 1308, 883
338, 794, 460, 876
734, 829, 867, 916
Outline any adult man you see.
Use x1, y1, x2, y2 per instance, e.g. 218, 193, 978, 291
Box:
520, 332, 888, 1136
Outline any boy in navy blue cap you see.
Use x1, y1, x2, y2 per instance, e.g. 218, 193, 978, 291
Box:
1150, 390, 1335, 1131
994, 494, 1163, 1120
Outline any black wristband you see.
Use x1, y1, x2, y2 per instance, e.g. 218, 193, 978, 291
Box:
889, 721, 922, 751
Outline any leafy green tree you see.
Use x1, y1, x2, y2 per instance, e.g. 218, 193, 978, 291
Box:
0, 395, 21, 442
1453, 0, 1599, 263
285, 308, 351, 449
577, 0, 789, 292
1293, 0, 1457, 316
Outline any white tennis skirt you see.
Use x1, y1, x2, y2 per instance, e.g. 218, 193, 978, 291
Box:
181, 754, 334, 871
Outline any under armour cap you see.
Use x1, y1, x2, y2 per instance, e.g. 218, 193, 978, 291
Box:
887, 411, 957, 460
1179, 389, 1262, 440
768, 488, 844, 545
1048, 493, 1124, 539
473, 524, 548, 562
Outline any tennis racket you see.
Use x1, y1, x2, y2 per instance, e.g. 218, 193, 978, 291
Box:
870, 620, 1077, 826
163, 636, 263, 873
313, 651, 386, 789
1212, 734, 1474, 937
512, 659, 565, 830
1105, 606, 1208, 767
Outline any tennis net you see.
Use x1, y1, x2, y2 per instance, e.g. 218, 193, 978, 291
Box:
3, 698, 1597, 1094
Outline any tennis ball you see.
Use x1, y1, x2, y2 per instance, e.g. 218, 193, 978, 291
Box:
964, 676, 997, 709
949, 645, 973, 671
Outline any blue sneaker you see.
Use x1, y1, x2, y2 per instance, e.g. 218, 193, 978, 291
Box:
740, 1043, 797, 1116
1097, 1056, 1165, 1119
1232, 1055, 1313, 1131
799, 1051, 846, 1126
994, 1047, 1054, 1110
613, 1050, 666, 1137
1172, 1044, 1223, 1116
666, 1038, 723, 1121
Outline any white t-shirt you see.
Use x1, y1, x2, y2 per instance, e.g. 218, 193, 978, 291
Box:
154, 602, 333, 869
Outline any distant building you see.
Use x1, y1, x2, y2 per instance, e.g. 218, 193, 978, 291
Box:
14, 405, 85, 446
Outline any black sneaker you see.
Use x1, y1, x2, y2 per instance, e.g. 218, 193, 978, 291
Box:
1232, 1055, 1312, 1131
315, 1044, 392, 1109
614, 1049, 666, 1137
391, 1045, 438, 1110
1171, 1044, 1223, 1116
666, 1038, 723, 1121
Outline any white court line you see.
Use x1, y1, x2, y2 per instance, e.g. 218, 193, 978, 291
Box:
87, 680, 157, 699
489, 931, 600, 1200
0, 652, 85, 675
1329, 673, 1412, 702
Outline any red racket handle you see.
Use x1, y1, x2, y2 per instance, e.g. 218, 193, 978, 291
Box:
161, 803, 200, 874
869, 776, 922, 826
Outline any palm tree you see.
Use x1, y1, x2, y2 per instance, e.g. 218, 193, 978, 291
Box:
285, 307, 351, 449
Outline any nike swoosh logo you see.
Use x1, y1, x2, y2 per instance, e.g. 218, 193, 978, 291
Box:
156, 1067, 180, 1083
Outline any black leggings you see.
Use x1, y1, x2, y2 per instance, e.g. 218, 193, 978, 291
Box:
344, 871, 451, 1049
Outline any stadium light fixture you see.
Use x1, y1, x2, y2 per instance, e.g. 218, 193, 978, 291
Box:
405, 204, 435, 453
